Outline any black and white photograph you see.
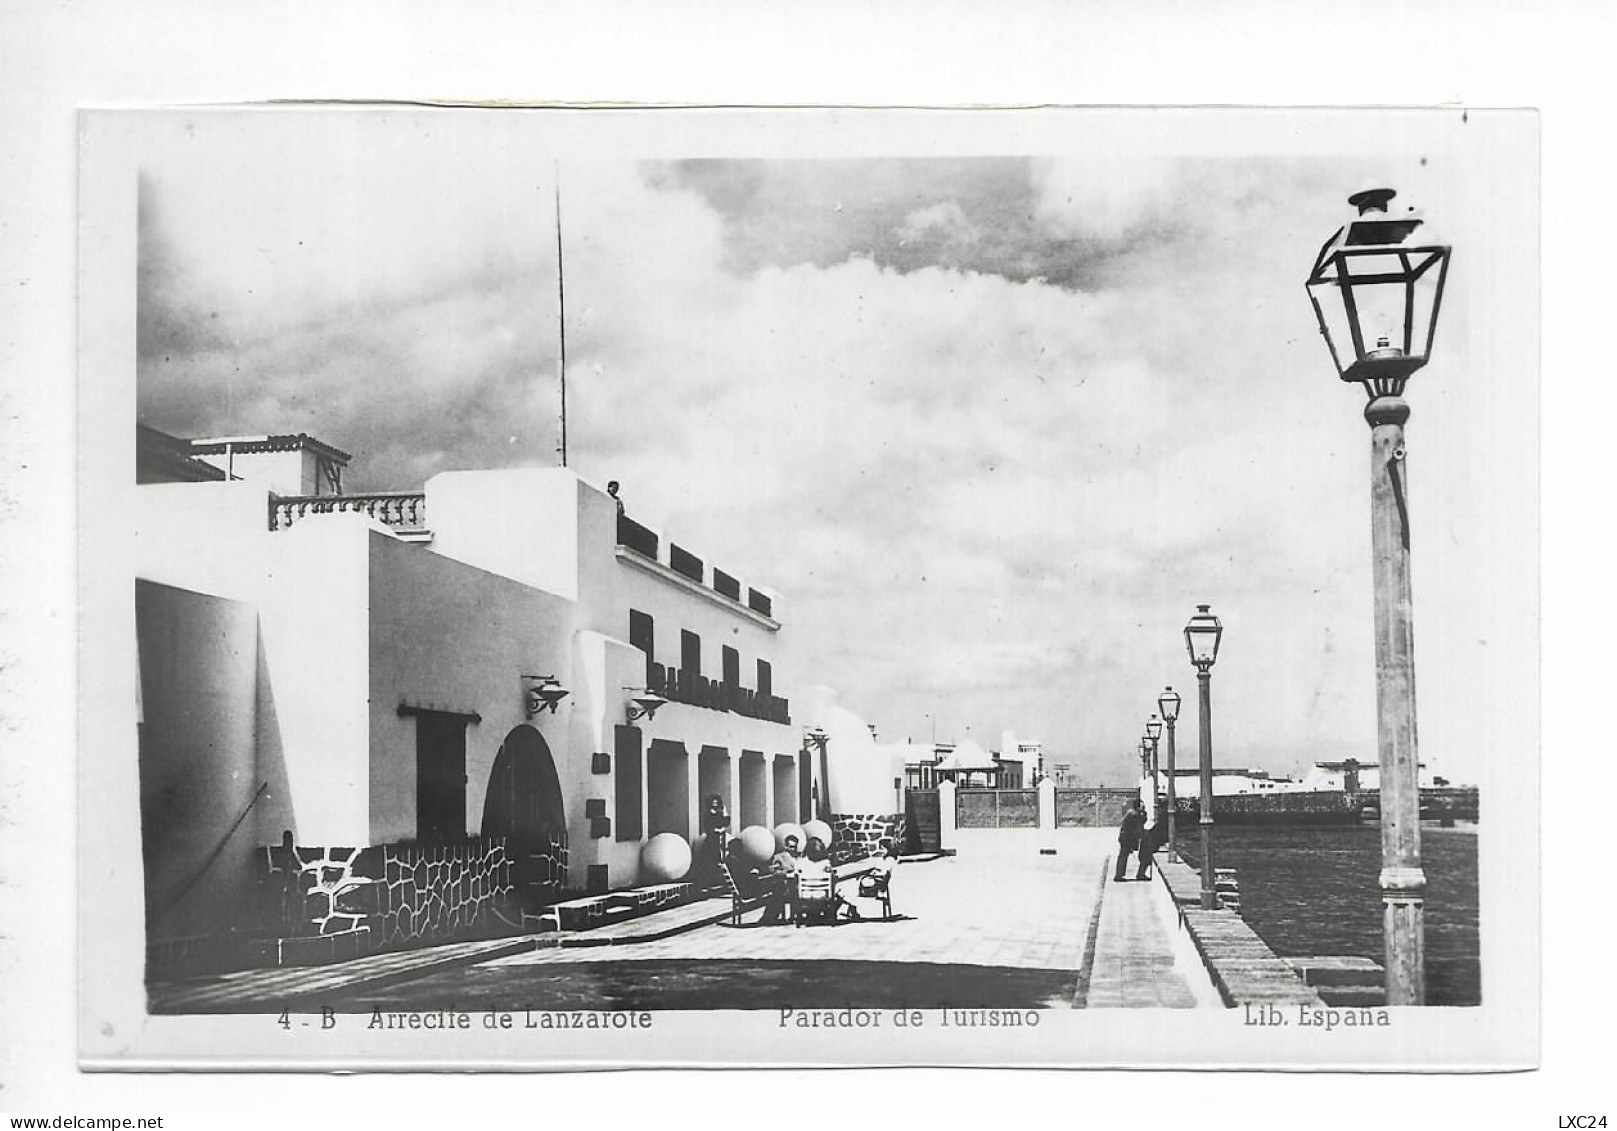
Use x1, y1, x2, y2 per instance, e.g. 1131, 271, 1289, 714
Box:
73, 105, 1535, 1070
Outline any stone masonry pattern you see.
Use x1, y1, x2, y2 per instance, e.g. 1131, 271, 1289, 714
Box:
256, 837, 525, 952
829, 813, 905, 867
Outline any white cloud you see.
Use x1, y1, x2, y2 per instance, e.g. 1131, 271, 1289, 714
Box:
135, 119, 1524, 787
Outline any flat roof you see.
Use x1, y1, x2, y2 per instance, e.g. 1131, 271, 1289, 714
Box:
188, 433, 352, 462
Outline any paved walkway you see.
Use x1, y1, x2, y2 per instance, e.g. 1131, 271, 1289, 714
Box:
485, 842, 1100, 973
1085, 863, 1198, 1008
152, 830, 1208, 1012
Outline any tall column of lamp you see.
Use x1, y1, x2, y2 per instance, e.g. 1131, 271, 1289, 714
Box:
1305, 186, 1450, 1005
1159, 687, 1182, 862
1184, 604, 1223, 910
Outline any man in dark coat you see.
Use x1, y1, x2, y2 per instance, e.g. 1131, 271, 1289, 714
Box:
1115, 799, 1145, 882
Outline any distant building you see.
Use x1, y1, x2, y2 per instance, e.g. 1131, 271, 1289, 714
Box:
1298, 759, 1438, 792
1167, 759, 1439, 796
903, 737, 1024, 789
999, 730, 1045, 784
1165, 767, 1299, 796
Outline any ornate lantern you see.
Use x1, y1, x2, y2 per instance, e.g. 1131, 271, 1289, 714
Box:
1158, 686, 1181, 723
1184, 604, 1223, 671
1305, 187, 1451, 400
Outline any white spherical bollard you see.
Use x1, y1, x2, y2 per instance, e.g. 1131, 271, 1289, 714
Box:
640, 832, 692, 883
737, 825, 775, 866
802, 818, 834, 850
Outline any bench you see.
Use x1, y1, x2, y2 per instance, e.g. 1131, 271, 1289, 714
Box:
524, 881, 695, 933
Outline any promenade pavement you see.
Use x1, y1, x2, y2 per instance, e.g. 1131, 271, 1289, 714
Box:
487, 832, 1108, 973
152, 828, 1204, 1011
1086, 859, 1199, 1008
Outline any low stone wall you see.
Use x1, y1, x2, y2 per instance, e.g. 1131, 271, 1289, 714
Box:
829, 813, 905, 866
255, 837, 519, 954
1173, 791, 1365, 825
369, 840, 517, 948
1156, 858, 1321, 1007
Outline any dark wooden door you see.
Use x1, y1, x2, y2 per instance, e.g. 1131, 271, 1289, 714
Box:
415, 712, 467, 842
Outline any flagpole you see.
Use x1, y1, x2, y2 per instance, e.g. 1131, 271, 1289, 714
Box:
554, 170, 568, 468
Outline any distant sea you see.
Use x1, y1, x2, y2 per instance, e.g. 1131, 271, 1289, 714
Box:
1177, 823, 1480, 1006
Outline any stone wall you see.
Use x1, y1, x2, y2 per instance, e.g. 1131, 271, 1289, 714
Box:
255, 836, 524, 956
369, 839, 522, 948
829, 812, 905, 866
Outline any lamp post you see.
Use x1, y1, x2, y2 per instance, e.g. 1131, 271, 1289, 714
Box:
1306, 187, 1451, 1006
1145, 714, 1164, 823
1137, 741, 1150, 807
1159, 687, 1182, 862
1184, 604, 1223, 910
805, 726, 831, 823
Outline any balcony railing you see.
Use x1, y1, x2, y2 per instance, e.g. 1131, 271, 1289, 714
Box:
270, 492, 427, 532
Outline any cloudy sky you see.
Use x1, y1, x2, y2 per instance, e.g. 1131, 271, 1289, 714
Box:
133, 110, 1533, 786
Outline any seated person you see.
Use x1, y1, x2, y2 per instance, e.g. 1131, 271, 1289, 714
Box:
859, 839, 899, 893
761, 834, 802, 924
795, 837, 835, 920
726, 838, 787, 924
771, 834, 802, 878
798, 837, 831, 880
723, 839, 772, 897
845, 838, 899, 920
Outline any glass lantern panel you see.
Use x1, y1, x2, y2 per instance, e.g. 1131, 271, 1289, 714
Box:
1339, 250, 1415, 357
1307, 274, 1358, 378
1407, 248, 1449, 361
1344, 278, 1411, 359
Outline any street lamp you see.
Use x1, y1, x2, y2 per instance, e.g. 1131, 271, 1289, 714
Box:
1158, 686, 1182, 862
805, 726, 831, 822
1306, 186, 1451, 1006
1136, 740, 1151, 813
1184, 604, 1223, 910
1145, 714, 1164, 822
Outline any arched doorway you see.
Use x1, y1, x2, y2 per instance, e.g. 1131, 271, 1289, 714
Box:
483, 725, 568, 909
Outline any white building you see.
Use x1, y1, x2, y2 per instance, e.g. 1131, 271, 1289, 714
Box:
135, 428, 894, 969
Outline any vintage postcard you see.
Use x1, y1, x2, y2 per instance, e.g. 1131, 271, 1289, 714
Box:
77, 105, 1538, 1069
